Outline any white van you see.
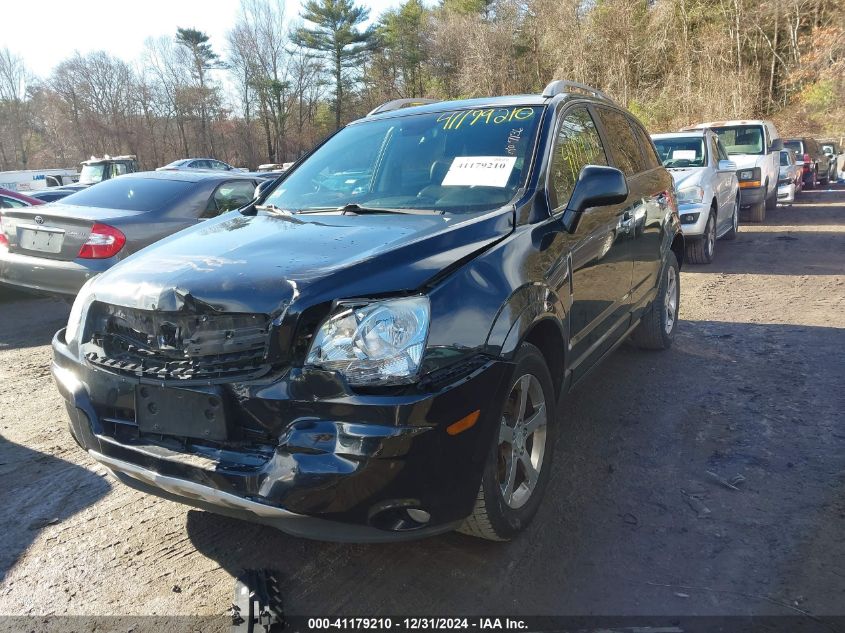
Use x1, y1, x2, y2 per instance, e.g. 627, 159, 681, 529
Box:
690, 120, 782, 222
0, 169, 79, 193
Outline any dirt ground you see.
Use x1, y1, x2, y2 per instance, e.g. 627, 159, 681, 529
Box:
0, 185, 843, 626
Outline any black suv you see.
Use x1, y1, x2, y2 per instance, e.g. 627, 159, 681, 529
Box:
52, 81, 683, 542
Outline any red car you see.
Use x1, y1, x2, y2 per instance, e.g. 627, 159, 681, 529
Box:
0, 187, 45, 208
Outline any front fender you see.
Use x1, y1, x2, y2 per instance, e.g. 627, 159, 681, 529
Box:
487, 283, 567, 359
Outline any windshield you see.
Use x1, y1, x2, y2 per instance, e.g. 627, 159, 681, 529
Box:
61, 177, 194, 211
263, 106, 543, 214
780, 151, 793, 166
79, 164, 106, 185
653, 137, 706, 168
712, 126, 765, 155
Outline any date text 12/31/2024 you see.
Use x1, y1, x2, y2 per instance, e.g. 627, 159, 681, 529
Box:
306, 617, 529, 630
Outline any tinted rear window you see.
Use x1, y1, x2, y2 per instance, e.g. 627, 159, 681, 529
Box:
595, 107, 648, 176
630, 121, 661, 170
784, 140, 803, 155
60, 177, 195, 211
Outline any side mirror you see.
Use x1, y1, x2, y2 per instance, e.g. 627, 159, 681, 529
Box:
255, 179, 275, 199
769, 138, 784, 153
718, 159, 737, 171
561, 165, 628, 233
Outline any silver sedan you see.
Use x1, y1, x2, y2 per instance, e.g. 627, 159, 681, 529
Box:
0, 171, 258, 297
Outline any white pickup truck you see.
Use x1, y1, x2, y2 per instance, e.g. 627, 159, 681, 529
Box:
690, 120, 783, 223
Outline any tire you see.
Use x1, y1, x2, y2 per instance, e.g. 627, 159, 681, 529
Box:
819, 168, 829, 185
748, 199, 766, 222
685, 210, 716, 264
459, 343, 557, 541
630, 251, 680, 351
765, 181, 777, 210
723, 197, 739, 240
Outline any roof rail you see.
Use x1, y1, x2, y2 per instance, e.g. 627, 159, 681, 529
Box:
542, 80, 613, 103
368, 98, 438, 117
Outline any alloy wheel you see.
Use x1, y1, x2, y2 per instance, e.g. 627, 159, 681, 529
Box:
497, 374, 548, 509
664, 266, 678, 335
705, 215, 715, 259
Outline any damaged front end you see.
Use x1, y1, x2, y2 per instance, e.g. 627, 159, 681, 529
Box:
52, 290, 511, 541
83, 303, 272, 382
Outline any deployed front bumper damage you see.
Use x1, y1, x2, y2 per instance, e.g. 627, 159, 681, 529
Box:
52, 329, 512, 542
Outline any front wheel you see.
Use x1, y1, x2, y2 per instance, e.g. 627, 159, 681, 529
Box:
630, 251, 680, 350
458, 343, 557, 541
685, 211, 716, 264
748, 199, 766, 222
765, 181, 777, 210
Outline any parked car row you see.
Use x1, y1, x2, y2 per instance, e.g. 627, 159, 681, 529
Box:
1, 82, 839, 544
651, 121, 842, 264
1, 154, 273, 200
784, 137, 837, 188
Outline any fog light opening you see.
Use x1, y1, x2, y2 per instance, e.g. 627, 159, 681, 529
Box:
369, 502, 431, 531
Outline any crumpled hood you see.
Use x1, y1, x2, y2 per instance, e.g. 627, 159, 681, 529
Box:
669, 168, 705, 191
87, 209, 511, 317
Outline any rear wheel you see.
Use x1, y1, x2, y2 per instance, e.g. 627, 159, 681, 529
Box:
723, 197, 739, 240
685, 210, 716, 264
630, 251, 680, 351
459, 343, 557, 541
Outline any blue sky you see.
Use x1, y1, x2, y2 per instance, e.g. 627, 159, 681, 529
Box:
4, 0, 406, 78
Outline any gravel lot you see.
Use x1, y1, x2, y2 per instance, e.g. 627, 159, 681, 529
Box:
1, 186, 843, 625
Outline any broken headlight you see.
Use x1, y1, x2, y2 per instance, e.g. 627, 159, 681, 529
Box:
306, 297, 429, 386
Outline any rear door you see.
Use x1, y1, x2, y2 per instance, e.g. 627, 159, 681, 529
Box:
595, 107, 662, 312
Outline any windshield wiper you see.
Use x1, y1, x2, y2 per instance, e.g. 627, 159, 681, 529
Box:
255, 203, 296, 216
300, 203, 442, 216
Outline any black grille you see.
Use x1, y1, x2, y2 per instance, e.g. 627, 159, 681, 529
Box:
83, 303, 271, 382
